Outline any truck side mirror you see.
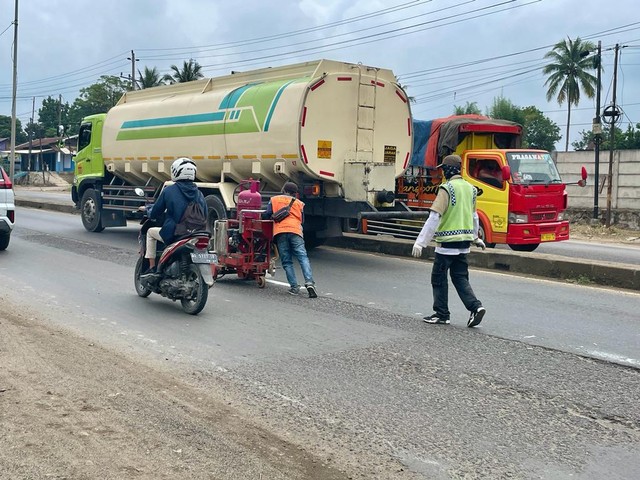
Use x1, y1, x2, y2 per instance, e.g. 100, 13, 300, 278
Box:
501, 165, 511, 182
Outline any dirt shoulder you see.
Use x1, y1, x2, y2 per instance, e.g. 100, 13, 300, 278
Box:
569, 223, 640, 246
0, 305, 348, 480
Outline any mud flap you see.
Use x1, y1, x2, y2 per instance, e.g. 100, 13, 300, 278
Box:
197, 264, 215, 287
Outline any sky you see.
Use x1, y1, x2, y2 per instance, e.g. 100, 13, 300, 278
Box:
1, 0, 639, 150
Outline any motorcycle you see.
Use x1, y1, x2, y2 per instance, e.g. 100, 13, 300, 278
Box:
133, 189, 216, 315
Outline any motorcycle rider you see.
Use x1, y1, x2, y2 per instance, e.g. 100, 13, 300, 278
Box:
141, 157, 208, 278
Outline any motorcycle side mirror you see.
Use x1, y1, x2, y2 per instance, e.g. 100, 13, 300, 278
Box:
134, 188, 145, 197
581, 166, 588, 181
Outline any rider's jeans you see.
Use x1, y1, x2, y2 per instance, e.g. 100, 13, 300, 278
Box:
145, 227, 163, 259
275, 232, 314, 288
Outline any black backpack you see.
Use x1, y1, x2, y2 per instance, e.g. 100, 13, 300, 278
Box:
174, 199, 207, 237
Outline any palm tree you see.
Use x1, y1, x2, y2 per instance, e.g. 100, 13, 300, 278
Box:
163, 59, 204, 84
543, 37, 597, 151
138, 66, 164, 89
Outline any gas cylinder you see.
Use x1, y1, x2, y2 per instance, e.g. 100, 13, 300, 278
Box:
236, 179, 262, 222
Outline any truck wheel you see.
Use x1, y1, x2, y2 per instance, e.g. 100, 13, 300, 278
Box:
0, 233, 10, 251
81, 188, 105, 232
304, 232, 326, 250
509, 243, 539, 252
478, 221, 496, 249
205, 195, 227, 233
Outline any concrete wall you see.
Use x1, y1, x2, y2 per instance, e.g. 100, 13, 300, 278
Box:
556, 149, 640, 228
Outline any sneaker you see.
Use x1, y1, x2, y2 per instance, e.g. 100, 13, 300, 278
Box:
423, 314, 450, 325
288, 286, 300, 295
468, 307, 486, 328
305, 283, 318, 299
140, 266, 157, 279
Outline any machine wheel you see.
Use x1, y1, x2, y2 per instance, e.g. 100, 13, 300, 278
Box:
134, 257, 152, 298
256, 275, 266, 288
0, 233, 10, 251
509, 243, 539, 252
205, 195, 227, 234
478, 221, 496, 249
181, 264, 209, 315
81, 188, 105, 232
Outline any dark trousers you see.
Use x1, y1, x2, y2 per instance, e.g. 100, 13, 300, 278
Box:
431, 252, 482, 318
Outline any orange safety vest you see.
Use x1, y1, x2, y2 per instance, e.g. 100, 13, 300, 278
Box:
270, 194, 304, 237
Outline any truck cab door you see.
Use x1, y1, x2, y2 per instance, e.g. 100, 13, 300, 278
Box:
463, 154, 509, 243
74, 119, 105, 182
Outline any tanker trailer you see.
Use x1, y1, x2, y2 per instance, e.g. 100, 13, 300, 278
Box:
71, 59, 413, 244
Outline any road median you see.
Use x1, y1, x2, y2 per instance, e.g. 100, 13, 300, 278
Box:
327, 233, 640, 291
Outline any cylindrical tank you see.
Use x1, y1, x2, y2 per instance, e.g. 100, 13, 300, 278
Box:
236, 179, 262, 222
100, 59, 412, 200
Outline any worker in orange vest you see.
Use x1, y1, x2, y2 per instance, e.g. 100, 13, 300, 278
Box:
262, 182, 318, 298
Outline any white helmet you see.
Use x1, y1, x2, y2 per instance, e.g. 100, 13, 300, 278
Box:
171, 157, 197, 182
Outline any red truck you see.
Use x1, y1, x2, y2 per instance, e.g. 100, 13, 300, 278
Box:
394, 115, 586, 252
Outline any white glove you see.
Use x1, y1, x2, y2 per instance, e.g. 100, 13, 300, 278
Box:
412, 244, 423, 258
473, 238, 486, 250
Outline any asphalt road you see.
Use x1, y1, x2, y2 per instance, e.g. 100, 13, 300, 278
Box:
2, 207, 640, 479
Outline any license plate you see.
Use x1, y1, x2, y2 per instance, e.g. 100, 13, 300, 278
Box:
541, 233, 556, 242
191, 252, 217, 264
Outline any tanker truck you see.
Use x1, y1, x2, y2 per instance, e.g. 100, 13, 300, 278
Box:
71, 59, 413, 246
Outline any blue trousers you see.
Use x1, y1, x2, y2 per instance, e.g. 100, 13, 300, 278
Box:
275, 233, 314, 288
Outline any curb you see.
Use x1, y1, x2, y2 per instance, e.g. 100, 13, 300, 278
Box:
15, 199, 639, 291
327, 234, 640, 291
15, 199, 78, 215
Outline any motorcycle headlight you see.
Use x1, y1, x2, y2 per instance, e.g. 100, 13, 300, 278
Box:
508, 213, 528, 224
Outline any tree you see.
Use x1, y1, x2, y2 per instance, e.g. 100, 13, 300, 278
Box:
0, 115, 27, 144
138, 66, 165, 89
572, 123, 640, 151
163, 59, 204, 84
38, 96, 71, 137
453, 101, 481, 115
521, 106, 561, 151
543, 37, 597, 152
487, 96, 526, 126
68, 75, 129, 133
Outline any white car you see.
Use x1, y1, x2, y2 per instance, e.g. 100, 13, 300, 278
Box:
0, 166, 15, 250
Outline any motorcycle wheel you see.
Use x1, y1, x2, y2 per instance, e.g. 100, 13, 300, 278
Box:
181, 264, 209, 315
134, 257, 152, 298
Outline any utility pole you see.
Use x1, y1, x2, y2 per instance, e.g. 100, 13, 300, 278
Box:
127, 50, 138, 90
605, 44, 620, 228
9, 0, 19, 183
27, 96, 34, 173
592, 41, 602, 220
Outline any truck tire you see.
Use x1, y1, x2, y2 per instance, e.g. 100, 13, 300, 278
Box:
205, 195, 227, 233
509, 243, 539, 252
478, 221, 496, 249
81, 188, 105, 232
0, 233, 10, 251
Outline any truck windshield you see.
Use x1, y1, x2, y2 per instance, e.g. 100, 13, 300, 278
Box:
506, 152, 562, 184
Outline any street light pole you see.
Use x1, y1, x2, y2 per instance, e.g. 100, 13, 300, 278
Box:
592, 41, 602, 220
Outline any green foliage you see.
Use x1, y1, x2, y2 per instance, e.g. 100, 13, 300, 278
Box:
487, 96, 526, 125
67, 75, 129, 133
38, 96, 72, 137
572, 123, 640, 151
138, 66, 165, 89
0, 115, 27, 144
163, 59, 204, 84
543, 37, 597, 151
521, 106, 561, 151
453, 101, 481, 115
